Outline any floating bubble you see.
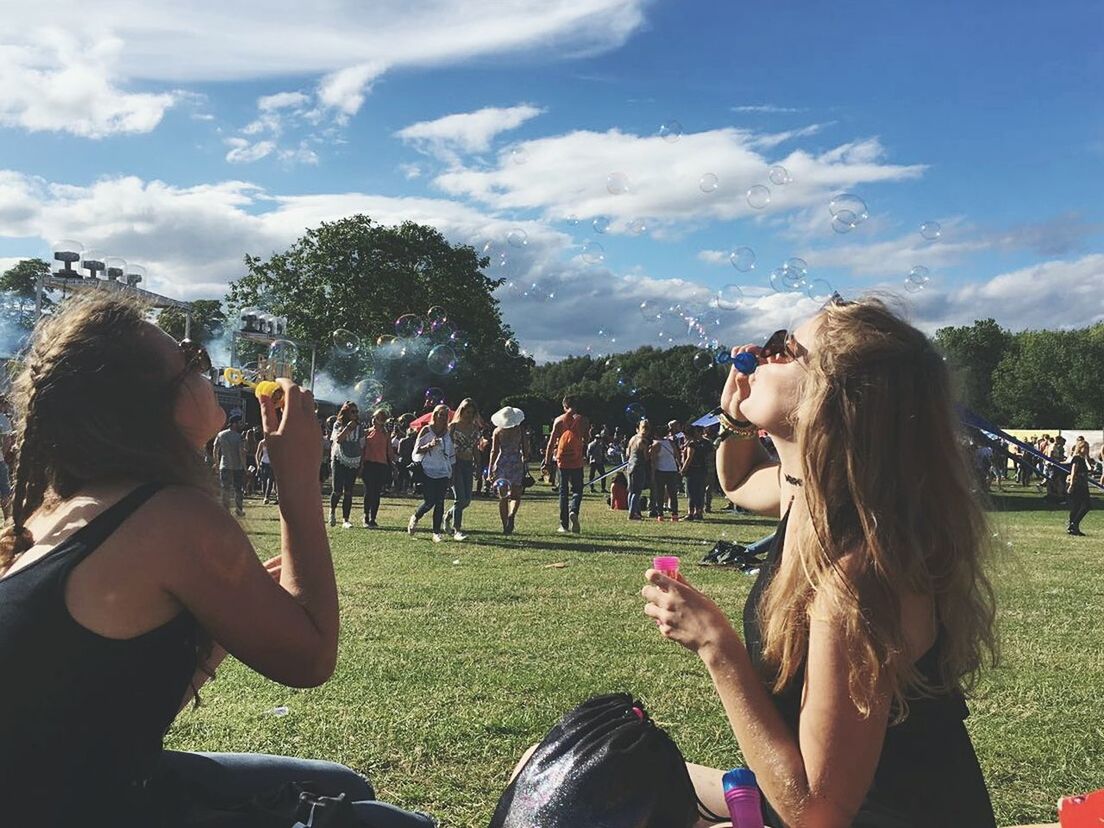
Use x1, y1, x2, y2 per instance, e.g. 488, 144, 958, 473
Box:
581, 240, 605, 265
376, 334, 397, 348
831, 211, 859, 233
592, 215, 611, 234
904, 265, 930, 293
506, 228, 528, 248
607, 172, 631, 195
639, 299, 662, 323
509, 146, 528, 165
625, 402, 647, 423
729, 246, 756, 272
805, 278, 835, 302
503, 337, 521, 358
699, 173, 720, 193
426, 306, 449, 330
427, 345, 458, 375
353, 378, 385, 408
395, 314, 424, 338
628, 217, 649, 235
566, 214, 580, 226
780, 267, 807, 291
768, 165, 791, 185
424, 387, 446, 406
332, 328, 359, 356
746, 185, 771, 210
692, 350, 715, 371
920, 221, 942, 241
659, 120, 683, 142
829, 194, 869, 232
491, 478, 511, 498
716, 284, 744, 311
784, 257, 808, 278
268, 340, 299, 376
769, 268, 794, 292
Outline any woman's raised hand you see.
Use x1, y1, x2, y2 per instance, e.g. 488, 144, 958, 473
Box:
259, 379, 322, 500
719, 343, 760, 422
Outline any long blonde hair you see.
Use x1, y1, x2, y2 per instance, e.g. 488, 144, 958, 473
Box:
758, 297, 998, 720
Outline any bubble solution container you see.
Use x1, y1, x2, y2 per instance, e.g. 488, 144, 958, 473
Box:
652, 556, 680, 580
1059, 788, 1104, 827
723, 768, 764, 828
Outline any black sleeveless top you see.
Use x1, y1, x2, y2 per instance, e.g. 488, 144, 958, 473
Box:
743, 508, 997, 827
0, 483, 199, 827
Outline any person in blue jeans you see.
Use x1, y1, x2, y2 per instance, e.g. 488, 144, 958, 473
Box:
0, 295, 435, 827
444, 398, 480, 541
544, 395, 588, 534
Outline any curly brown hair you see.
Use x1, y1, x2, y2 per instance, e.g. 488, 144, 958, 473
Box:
0, 294, 214, 573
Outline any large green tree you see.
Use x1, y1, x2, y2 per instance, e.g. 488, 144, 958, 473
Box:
227, 215, 530, 413
934, 319, 1013, 419
156, 299, 228, 344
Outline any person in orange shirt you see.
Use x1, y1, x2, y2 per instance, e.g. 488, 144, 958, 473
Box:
542, 394, 589, 534
361, 408, 395, 528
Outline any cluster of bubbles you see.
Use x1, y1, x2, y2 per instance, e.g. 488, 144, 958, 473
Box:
829, 193, 870, 234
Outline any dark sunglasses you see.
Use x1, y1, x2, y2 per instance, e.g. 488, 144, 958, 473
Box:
760, 329, 806, 361
172, 339, 212, 385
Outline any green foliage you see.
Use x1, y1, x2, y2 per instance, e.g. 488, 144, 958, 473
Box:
934, 319, 1013, 419
226, 215, 529, 414
156, 299, 228, 344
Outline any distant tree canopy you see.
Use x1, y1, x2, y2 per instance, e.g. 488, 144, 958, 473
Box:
156, 299, 227, 345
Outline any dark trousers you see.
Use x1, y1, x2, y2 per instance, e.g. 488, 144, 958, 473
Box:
414, 475, 450, 532
361, 461, 390, 522
589, 463, 607, 492
1068, 489, 1091, 531
330, 463, 358, 520
628, 464, 648, 518
655, 470, 680, 516
687, 469, 706, 514
219, 469, 244, 512
559, 467, 584, 528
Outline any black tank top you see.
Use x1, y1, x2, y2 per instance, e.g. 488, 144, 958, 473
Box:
0, 483, 199, 827
743, 507, 997, 827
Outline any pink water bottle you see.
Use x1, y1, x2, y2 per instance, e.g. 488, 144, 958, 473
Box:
723, 768, 764, 828
653, 555, 681, 580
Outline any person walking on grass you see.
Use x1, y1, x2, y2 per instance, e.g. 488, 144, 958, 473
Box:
587, 426, 607, 493
1067, 440, 1092, 536
650, 421, 681, 521
0, 295, 434, 827
212, 414, 247, 517
360, 408, 394, 529
625, 418, 652, 521
407, 404, 454, 543
256, 435, 277, 504
681, 424, 710, 521
488, 406, 528, 535
444, 399, 480, 541
329, 402, 362, 528
544, 395, 588, 534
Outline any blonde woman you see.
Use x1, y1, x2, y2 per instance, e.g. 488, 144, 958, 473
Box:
1066, 440, 1092, 535
444, 398, 480, 541
641, 298, 999, 826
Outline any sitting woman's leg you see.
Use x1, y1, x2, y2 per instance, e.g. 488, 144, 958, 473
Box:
159, 751, 436, 827
686, 762, 733, 827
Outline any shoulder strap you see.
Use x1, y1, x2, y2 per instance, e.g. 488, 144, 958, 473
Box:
71, 482, 166, 554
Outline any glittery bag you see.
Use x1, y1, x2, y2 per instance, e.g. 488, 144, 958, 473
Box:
489, 693, 720, 828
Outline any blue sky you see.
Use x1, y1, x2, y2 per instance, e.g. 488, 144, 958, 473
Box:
1, 0, 1101, 360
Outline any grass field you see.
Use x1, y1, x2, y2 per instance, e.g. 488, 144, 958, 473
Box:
165, 481, 1104, 826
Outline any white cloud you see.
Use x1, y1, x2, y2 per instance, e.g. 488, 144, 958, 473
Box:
732, 104, 805, 114
0, 31, 176, 138
258, 91, 310, 111
399, 163, 424, 180
224, 138, 276, 164
697, 249, 730, 265
396, 104, 546, 160
433, 127, 925, 229
317, 62, 387, 118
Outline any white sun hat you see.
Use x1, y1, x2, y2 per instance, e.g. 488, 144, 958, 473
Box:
491, 406, 526, 429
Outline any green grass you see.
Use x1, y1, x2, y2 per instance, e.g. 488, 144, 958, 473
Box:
165, 483, 1104, 826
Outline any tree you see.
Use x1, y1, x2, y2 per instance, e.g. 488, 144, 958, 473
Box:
156, 299, 228, 344
0, 258, 52, 355
934, 319, 1013, 419
226, 215, 530, 413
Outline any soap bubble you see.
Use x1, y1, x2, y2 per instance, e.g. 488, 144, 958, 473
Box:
780, 267, 807, 291
268, 340, 299, 375
353, 378, 385, 408
592, 215, 611, 234
729, 246, 756, 272
784, 257, 808, 278
424, 387, 446, 406
426, 306, 449, 330
491, 478, 511, 498
625, 402, 647, 423
805, 278, 835, 302
746, 185, 771, 210
509, 146, 528, 165
768, 165, 791, 185
628, 217, 649, 235
506, 228, 528, 248
332, 328, 359, 356
503, 337, 521, 358
581, 240, 605, 264
904, 265, 930, 293
427, 345, 458, 375
639, 299, 662, 323
376, 334, 396, 348
920, 221, 942, 241
395, 314, 424, 338
692, 350, 715, 371
716, 284, 744, 311
699, 173, 720, 193
606, 172, 631, 195
659, 120, 683, 142
566, 214, 580, 226
829, 194, 869, 232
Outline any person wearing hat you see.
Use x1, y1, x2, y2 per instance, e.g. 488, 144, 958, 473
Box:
488, 406, 528, 535
212, 414, 247, 516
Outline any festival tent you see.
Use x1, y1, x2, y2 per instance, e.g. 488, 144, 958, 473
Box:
408, 408, 456, 432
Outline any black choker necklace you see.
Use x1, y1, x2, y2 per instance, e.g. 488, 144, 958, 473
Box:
784, 473, 803, 486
